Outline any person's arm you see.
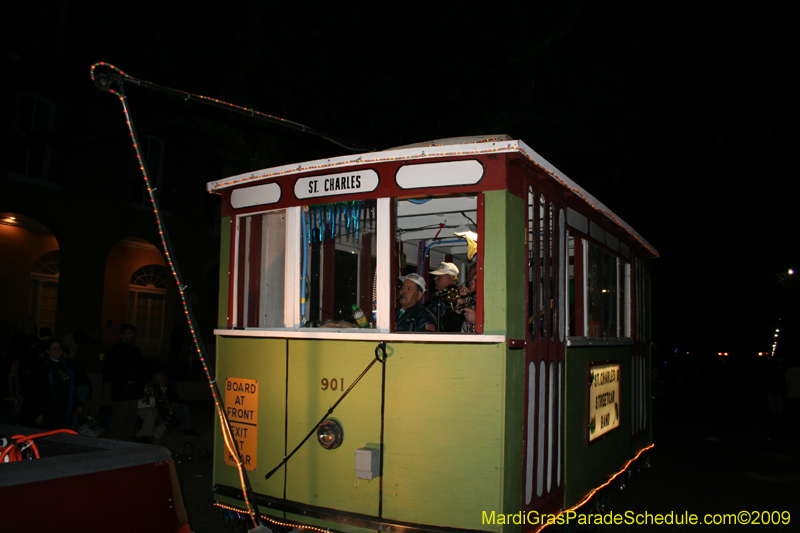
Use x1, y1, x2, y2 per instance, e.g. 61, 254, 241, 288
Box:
463, 307, 476, 325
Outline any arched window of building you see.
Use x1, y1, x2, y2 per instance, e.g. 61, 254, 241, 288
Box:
128, 264, 168, 348
31, 250, 60, 333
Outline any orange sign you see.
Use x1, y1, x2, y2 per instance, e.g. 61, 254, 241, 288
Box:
224, 377, 258, 470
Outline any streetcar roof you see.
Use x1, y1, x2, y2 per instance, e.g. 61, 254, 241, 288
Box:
207, 136, 658, 257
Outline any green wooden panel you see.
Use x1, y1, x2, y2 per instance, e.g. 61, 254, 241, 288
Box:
501, 350, 525, 533
563, 346, 633, 506
490, 189, 526, 531
284, 340, 383, 515
213, 336, 287, 498
381, 342, 505, 531
483, 191, 507, 336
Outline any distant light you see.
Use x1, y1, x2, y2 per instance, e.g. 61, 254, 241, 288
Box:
789, 269, 795, 275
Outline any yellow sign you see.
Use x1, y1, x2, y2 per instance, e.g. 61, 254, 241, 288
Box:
588, 363, 620, 441
224, 377, 258, 470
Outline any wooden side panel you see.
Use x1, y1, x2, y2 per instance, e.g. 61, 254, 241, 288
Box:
213, 336, 288, 498
483, 190, 513, 335
284, 340, 383, 515
563, 345, 635, 506
382, 341, 505, 531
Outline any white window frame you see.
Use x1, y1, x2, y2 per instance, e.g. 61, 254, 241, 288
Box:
568, 238, 633, 347
223, 196, 502, 343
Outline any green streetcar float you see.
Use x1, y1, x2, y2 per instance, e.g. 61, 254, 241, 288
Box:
206, 135, 657, 533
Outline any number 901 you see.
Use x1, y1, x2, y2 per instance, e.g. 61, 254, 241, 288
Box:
321, 378, 344, 391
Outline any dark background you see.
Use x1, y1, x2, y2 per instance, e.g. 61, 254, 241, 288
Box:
6, 1, 799, 358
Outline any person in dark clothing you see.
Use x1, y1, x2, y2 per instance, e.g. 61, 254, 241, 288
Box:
425, 262, 465, 333
75, 326, 105, 421
152, 372, 196, 435
457, 261, 479, 332
104, 324, 146, 440
19, 339, 82, 429
396, 273, 436, 332
8, 317, 40, 383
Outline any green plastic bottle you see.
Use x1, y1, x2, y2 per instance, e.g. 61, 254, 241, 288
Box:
352, 304, 368, 328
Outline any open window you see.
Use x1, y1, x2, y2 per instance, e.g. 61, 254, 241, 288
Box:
300, 200, 377, 327
394, 194, 480, 333
586, 242, 629, 338
566, 230, 631, 340
231, 194, 482, 334
234, 210, 286, 328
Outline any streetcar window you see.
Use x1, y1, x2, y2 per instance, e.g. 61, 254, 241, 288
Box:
301, 200, 377, 327
395, 195, 479, 333
587, 243, 616, 337
234, 210, 286, 328
567, 234, 576, 337
585, 242, 630, 338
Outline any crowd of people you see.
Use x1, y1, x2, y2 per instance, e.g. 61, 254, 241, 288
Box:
1, 320, 196, 443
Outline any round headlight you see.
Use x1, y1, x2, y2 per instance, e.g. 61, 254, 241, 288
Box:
317, 419, 344, 449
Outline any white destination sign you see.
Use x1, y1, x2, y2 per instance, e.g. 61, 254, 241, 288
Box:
588, 362, 620, 441
231, 182, 282, 209
294, 170, 379, 200
395, 160, 484, 189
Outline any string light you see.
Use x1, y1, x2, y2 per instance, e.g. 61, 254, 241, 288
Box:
213, 502, 333, 533
528, 444, 655, 533
208, 143, 513, 191
91, 62, 302, 129
94, 64, 261, 529
206, 138, 658, 258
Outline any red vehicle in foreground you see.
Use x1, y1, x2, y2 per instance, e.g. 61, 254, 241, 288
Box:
1, 425, 190, 532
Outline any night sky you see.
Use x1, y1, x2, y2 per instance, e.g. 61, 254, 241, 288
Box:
13, 2, 799, 357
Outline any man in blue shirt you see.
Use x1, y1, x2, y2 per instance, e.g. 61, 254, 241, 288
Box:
395, 273, 436, 332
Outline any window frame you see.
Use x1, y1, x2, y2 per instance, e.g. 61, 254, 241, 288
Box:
567, 231, 633, 346
225, 196, 501, 342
